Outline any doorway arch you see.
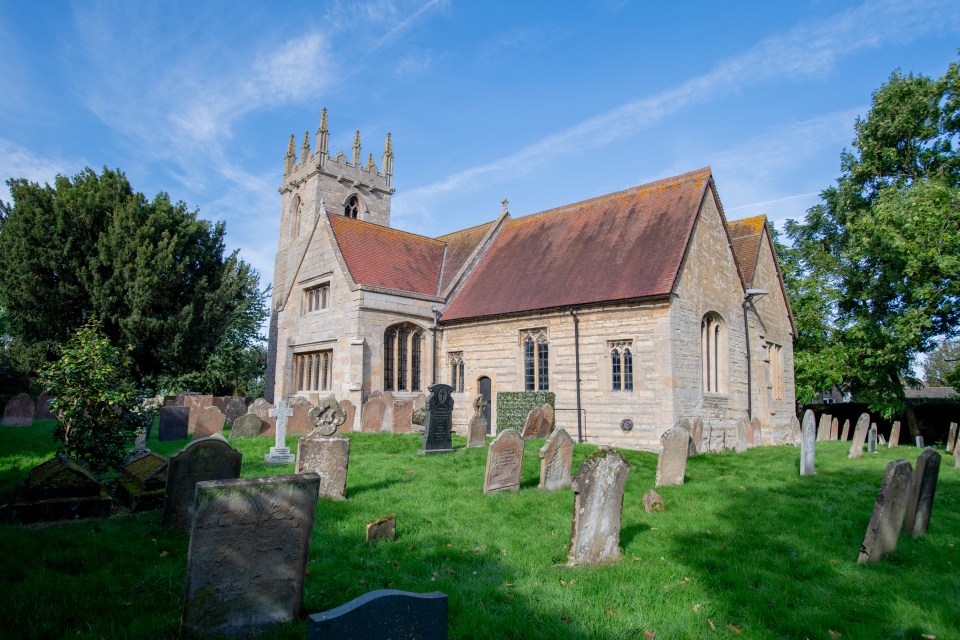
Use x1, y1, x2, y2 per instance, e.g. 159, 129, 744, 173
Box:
478, 376, 492, 434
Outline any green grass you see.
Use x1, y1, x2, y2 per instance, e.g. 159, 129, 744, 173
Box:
1, 423, 958, 640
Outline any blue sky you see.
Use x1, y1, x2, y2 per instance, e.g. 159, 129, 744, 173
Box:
1, 0, 959, 291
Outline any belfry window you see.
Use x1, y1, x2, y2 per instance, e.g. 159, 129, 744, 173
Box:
521, 329, 549, 391
384, 323, 424, 392
303, 283, 329, 313
344, 195, 360, 219
701, 313, 726, 393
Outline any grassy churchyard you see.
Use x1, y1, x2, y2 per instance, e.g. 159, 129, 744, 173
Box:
0, 421, 958, 640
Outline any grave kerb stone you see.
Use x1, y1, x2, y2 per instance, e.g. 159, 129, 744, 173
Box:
307, 590, 448, 640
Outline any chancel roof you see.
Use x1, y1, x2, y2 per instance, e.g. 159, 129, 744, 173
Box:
727, 215, 766, 286
442, 168, 715, 322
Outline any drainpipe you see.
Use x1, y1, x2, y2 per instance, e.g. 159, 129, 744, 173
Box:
742, 289, 769, 422
569, 308, 583, 443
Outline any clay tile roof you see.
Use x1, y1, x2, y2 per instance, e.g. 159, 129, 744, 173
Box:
442, 168, 713, 322
435, 220, 498, 294
727, 215, 766, 286
328, 214, 445, 296
904, 385, 957, 399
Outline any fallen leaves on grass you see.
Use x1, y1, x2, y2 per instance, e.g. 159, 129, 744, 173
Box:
707, 619, 716, 631
644, 630, 655, 639
728, 624, 742, 634
828, 631, 841, 638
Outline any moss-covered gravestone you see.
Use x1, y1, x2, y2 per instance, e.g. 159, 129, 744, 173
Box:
10, 455, 112, 523
568, 447, 630, 565
162, 435, 242, 532
116, 452, 168, 512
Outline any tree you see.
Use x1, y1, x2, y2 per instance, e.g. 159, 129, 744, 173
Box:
0, 167, 267, 389
783, 56, 960, 426
923, 339, 960, 386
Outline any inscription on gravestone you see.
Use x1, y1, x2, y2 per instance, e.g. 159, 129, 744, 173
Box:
539, 428, 574, 491
307, 589, 448, 640
421, 384, 454, 454
484, 429, 524, 494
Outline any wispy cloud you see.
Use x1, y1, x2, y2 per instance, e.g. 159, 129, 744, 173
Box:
0, 139, 75, 202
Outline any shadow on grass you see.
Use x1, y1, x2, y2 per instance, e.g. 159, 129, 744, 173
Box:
348, 477, 402, 498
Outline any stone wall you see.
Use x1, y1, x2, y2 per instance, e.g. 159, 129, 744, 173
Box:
496, 391, 556, 432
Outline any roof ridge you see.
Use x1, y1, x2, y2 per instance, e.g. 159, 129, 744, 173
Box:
727, 214, 767, 239
327, 213, 445, 246
435, 219, 497, 241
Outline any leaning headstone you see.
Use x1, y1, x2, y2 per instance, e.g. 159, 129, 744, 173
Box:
538, 428, 573, 490
946, 422, 958, 453
868, 423, 878, 454
735, 418, 748, 452
879, 434, 887, 446
296, 400, 349, 500
848, 413, 870, 458
380, 391, 396, 433
840, 419, 851, 441
360, 397, 386, 433
568, 447, 630, 565
817, 413, 830, 442
230, 412, 262, 438
915, 436, 924, 448
467, 395, 488, 447
642, 489, 665, 513
9, 455, 112, 523
265, 400, 296, 464
800, 409, 816, 476
521, 406, 550, 438
889, 421, 901, 448
115, 452, 168, 512
420, 384, 454, 454
484, 429, 524, 494
339, 399, 357, 433
656, 424, 689, 487
158, 406, 190, 441
181, 473, 320, 638
751, 417, 762, 447
307, 590, 448, 640
790, 415, 802, 446
541, 403, 555, 432
194, 406, 226, 439
366, 514, 396, 543
162, 434, 242, 532
903, 448, 941, 537
393, 400, 414, 434
223, 397, 248, 424
830, 417, 839, 441
857, 459, 913, 563
287, 396, 314, 435
34, 391, 56, 420
2, 392, 35, 426
689, 417, 704, 455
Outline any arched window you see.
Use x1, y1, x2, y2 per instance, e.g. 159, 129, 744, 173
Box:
701, 313, 726, 393
521, 329, 549, 391
383, 323, 424, 392
290, 194, 302, 235
449, 352, 464, 392
344, 195, 360, 219
610, 341, 634, 392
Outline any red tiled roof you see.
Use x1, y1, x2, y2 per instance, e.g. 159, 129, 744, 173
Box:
727, 215, 766, 286
435, 220, 498, 295
328, 214, 445, 296
442, 168, 714, 322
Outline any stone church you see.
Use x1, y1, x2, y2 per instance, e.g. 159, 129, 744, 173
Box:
264, 112, 797, 451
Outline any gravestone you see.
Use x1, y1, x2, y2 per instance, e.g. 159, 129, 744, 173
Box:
790, 415, 801, 446
380, 391, 396, 433
339, 399, 357, 432
903, 448, 941, 537
467, 395, 488, 447
541, 403, 555, 432
745, 416, 756, 448
735, 418, 748, 452
162, 434, 243, 532
249, 398, 277, 435
538, 427, 573, 490
265, 400, 296, 464
2, 392, 35, 426
484, 429, 524, 494
521, 405, 550, 438
915, 436, 924, 448
421, 384, 454, 454
307, 590, 448, 640
287, 396, 314, 435
194, 406, 226, 439
857, 459, 913, 563
568, 447, 630, 565
34, 391, 56, 420
223, 397, 248, 424
840, 419, 851, 441
817, 413, 830, 442
116, 451, 168, 512
393, 400, 414, 434
175, 391, 191, 406
185, 394, 213, 434
689, 417, 704, 455
848, 413, 870, 458
946, 422, 958, 453
181, 473, 320, 638
656, 424, 689, 487
366, 514, 396, 543
889, 421, 901, 448
879, 434, 887, 446
296, 400, 349, 500
868, 423, 878, 453
230, 413, 262, 438
800, 409, 816, 476
9, 455, 112, 523
751, 417, 762, 448
360, 397, 386, 433
830, 417, 839, 441
158, 406, 190, 441
642, 489, 665, 513
413, 393, 428, 411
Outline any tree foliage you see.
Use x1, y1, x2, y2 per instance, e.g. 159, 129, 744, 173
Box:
923, 338, 960, 387
783, 57, 960, 418
0, 167, 267, 392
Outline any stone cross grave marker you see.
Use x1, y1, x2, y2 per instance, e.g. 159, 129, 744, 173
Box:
903, 448, 941, 537
265, 400, 296, 464
840, 419, 851, 441
296, 400, 349, 500
568, 447, 630, 565
421, 384, 454, 454
889, 421, 901, 448
307, 589, 448, 640
194, 406, 226, 439
483, 429, 524, 494
800, 409, 816, 476
467, 395, 488, 448
360, 396, 386, 433
817, 413, 830, 442
858, 459, 913, 563
656, 422, 689, 487
868, 423, 878, 453
830, 417, 839, 441
946, 422, 958, 453
2, 392, 35, 427
849, 413, 870, 458
181, 473, 320, 638
162, 434, 242, 531
158, 406, 189, 441
538, 427, 573, 490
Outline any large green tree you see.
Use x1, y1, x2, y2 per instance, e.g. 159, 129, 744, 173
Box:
783, 57, 960, 427
0, 167, 267, 392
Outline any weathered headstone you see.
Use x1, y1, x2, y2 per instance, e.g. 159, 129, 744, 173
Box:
307, 590, 448, 640
360, 397, 386, 433
185, 394, 214, 434
745, 416, 756, 448
265, 400, 296, 464
34, 391, 56, 420
790, 415, 801, 446
751, 417, 762, 448
903, 448, 941, 537
9, 455, 112, 523
380, 391, 396, 433
857, 459, 913, 563
889, 420, 901, 448
339, 398, 357, 433
915, 435, 924, 448
249, 398, 277, 435
366, 514, 396, 543
642, 489, 665, 513
946, 422, 958, 453
230, 412, 262, 438
830, 417, 839, 441
181, 473, 320, 638
736, 418, 748, 452
840, 419, 851, 441
689, 417, 704, 455
194, 406, 226, 439
222, 397, 248, 424
541, 403, 555, 432
413, 393, 427, 412
484, 429, 524, 494
656, 424, 689, 487
162, 434, 243, 531
879, 434, 887, 446
296, 400, 349, 500
393, 400, 414, 434
568, 447, 630, 565
2, 392, 35, 427
287, 396, 314, 435
116, 451, 168, 512
467, 395, 488, 447
848, 413, 870, 458
868, 423, 878, 453
420, 384, 454, 454
817, 413, 830, 442
521, 405, 551, 438
800, 409, 816, 476
158, 406, 190, 441
538, 428, 573, 490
